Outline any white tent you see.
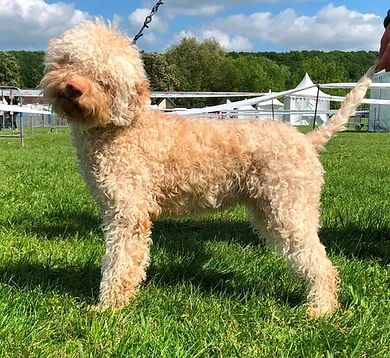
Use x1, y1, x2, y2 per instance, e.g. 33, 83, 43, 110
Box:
157, 98, 176, 110
255, 90, 284, 120
283, 73, 330, 125
369, 70, 390, 132
237, 103, 256, 119
224, 99, 256, 119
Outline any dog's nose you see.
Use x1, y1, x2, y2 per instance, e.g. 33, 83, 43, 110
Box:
65, 80, 84, 98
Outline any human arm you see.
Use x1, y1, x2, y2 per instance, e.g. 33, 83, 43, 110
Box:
377, 9, 390, 71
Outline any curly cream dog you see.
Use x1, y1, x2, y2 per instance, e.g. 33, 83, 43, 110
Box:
40, 21, 373, 318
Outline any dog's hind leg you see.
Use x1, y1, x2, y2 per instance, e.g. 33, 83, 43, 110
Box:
247, 186, 339, 318
98, 210, 152, 309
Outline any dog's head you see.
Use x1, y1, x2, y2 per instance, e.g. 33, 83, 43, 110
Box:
40, 20, 150, 129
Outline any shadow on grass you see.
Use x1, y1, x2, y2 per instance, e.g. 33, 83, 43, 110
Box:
320, 225, 390, 265
0, 262, 101, 304
5, 209, 102, 240
8, 207, 389, 264
0, 217, 304, 308
149, 219, 305, 308
0, 214, 388, 306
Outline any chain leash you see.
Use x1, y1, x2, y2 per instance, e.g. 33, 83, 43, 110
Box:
133, 0, 164, 45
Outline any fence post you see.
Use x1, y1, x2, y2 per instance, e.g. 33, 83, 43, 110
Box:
19, 113, 24, 147
312, 85, 320, 129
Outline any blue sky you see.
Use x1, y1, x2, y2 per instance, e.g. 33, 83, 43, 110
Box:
0, 0, 387, 52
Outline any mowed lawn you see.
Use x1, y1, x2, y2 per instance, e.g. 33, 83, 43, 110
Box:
0, 128, 389, 357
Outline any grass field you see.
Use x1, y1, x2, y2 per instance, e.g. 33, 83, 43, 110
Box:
0, 128, 389, 357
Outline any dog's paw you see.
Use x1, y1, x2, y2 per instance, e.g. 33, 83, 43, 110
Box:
307, 302, 339, 319
86, 303, 113, 313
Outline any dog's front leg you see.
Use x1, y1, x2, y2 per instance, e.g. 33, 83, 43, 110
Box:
98, 211, 152, 309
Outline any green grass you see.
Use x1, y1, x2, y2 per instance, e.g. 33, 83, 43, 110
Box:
0, 128, 389, 357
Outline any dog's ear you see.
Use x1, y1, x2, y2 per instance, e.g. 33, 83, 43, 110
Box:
111, 80, 150, 127
127, 80, 151, 118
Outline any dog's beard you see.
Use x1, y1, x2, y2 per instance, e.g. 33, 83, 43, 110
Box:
55, 93, 84, 119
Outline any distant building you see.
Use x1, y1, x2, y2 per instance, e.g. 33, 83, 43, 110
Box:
369, 70, 390, 132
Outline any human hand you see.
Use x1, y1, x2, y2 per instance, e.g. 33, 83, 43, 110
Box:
377, 25, 390, 71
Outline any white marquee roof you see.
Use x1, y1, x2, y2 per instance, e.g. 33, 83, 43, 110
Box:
291, 73, 330, 98
257, 90, 283, 107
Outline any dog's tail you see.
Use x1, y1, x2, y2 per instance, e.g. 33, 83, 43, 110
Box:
306, 66, 375, 152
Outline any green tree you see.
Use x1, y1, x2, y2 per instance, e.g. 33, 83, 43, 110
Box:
0, 52, 21, 87
258, 50, 377, 85
166, 37, 226, 92
10, 51, 45, 88
299, 56, 350, 109
222, 55, 290, 93
142, 52, 180, 91
301, 56, 347, 84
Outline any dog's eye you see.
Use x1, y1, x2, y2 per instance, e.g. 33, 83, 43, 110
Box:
45, 62, 61, 72
50, 54, 73, 68
59, 54, 70, 64
98, 81, 110, 90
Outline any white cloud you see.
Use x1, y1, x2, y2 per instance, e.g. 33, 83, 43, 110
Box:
173, 29, 253, 51
142, 32, 158, 45
151, 3, 382, 52
168, 4, 223, 17
128, 7, 168, 46
0, 0, 89, 50
174, 30, 196, 42
202, 30, 253, 51
0, 1, 382, 53
128, 8, 168, 32
111, 14, 123, 27
142, 0, 223, 17
143, 0, 305, 18
207, 4, 383, 51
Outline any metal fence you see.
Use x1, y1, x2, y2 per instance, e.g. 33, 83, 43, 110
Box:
0, 84, 375, 148
22, 112, 67, 131
0, 86, 25, 146
0, 85, 70, 146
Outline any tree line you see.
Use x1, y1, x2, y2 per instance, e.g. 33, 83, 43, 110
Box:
0, 38, 378, 100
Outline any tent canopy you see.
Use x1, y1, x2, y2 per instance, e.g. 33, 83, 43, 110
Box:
283, 73, 330, 125
255, 90, 283, 109
254, 90, 284, 120
292, 73, 329, 98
